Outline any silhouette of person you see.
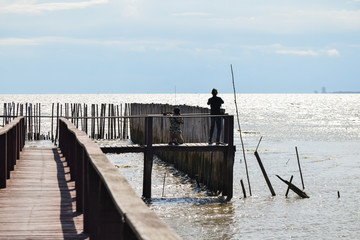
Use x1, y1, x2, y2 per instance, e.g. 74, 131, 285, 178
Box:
207, 88, 224, 144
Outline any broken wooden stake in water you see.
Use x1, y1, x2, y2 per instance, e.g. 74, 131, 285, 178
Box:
276, 175, 309, 198
254, 150, 276, 196
285, 175, 293, 197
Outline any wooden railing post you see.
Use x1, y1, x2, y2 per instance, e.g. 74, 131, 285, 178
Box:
75, 141, 84, 212
223, 115, 229, 144
83, 155, 90, 233
87, 161, 101, 238
67, 131, 76, 181
143, 116, 153, 199
21, 117, 25, 149
0, 133, 7, 188
223, 115, 234, 201
0, 117, 25, 188
58, 120, 64, 151
6, 128, 14, 177
97, 181, 124, 239
15, 121, 19, 160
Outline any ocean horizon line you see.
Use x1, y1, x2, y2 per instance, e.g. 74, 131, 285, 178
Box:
1, 91, 359, 95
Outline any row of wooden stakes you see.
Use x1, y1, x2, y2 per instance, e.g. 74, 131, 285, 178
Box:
2, 102, 131, 141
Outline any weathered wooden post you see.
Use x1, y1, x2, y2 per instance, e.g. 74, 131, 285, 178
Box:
16, 119, 20, 160
7, 127, 15, 174
223, 115, 234, 201
51, 103, 54, 141
87, 157, 101, 238
295, 146, 305, 190
0, 132, 7, 188
96, 181, 124, 239
285, 175, 293, 197
81, 154, 89, 233
75, 140, 84, 212
143, 116, 153, 199
254, 151, 276, 196
19, 117, 25, 149
240, 179, 246, 198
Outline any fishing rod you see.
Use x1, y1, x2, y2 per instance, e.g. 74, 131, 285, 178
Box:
231, 64, 252, 196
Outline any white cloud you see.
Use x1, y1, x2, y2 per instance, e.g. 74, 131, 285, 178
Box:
327, 49, 340, 56
275, 48, 340, 57
120, 0, 142, 19
0, 37, 342, 59
276, 50, 319, 56
172, 12, 211, 17
242, 44, 340, 57
0, 37, 92, 45
0, 37, 41, 46
0, 36, 189, 52
0, 0, 108, 14
204, 8, 360, 34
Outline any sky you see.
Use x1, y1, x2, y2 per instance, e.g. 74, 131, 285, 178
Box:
0, 0, 359, 94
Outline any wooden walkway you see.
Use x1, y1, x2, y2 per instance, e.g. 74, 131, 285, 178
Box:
0, 146, 88, 239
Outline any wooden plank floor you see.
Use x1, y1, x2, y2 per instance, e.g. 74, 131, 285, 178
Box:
0, 146, 88, 240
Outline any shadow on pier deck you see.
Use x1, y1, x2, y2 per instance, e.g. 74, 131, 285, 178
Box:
0, 146, 87, 239
1, 117, 181, 240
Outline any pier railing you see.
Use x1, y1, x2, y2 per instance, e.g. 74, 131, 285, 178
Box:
0, 117, 25, 188
58, 118, 180, 240
129, 103, 235, 199
137, 115, 235, 200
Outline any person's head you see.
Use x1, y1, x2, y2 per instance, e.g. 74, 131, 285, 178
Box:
211, 88, 218, 96
173, 107, 180, 115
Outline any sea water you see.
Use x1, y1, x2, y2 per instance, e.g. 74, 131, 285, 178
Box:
1, 93, 359, 239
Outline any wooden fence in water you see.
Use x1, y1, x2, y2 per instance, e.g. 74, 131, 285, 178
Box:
2, 102, 131, 141
129, 103, 232, 195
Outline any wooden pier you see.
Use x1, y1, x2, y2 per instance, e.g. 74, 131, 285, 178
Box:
129, 103, 236, 199
0, 111, 235, 239
1, 117, 180, 240
103, 115, 236, 200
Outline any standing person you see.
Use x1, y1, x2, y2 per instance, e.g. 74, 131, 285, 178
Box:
207, 88, 224, 144
166, 107, 184, 145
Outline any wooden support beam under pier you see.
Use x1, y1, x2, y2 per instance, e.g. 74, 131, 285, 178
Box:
100, 143, 236, 154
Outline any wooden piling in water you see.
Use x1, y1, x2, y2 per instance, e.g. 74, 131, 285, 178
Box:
295, 146, 305, 190
285, 175, 293, 197
240, 179, 247, 198
254, 151, 276, 196
143, 116, 153, 199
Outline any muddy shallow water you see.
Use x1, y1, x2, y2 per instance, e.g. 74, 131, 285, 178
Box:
2, 93, 359, 239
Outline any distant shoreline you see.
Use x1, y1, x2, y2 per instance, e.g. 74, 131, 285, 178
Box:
331, 91, 360, 94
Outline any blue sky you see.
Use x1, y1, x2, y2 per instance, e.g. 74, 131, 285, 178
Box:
0, 0, 359, 94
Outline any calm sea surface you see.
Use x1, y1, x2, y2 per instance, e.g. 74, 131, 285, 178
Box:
1, 93, 359, 239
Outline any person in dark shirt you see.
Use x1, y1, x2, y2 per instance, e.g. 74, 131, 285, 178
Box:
207, 88, 224, 144
167, 107, 184, 145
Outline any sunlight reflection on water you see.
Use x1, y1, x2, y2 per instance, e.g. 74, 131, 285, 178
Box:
1, 93, 359, 239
